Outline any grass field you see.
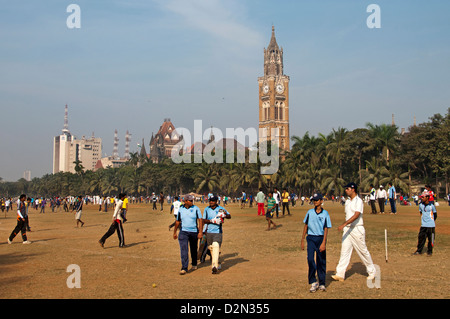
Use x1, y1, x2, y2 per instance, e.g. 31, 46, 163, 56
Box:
0, 200, 449, 299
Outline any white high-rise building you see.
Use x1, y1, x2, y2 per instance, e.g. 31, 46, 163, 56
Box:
53, 105, 102, 174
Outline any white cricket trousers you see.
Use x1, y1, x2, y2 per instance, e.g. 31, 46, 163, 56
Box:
335, 225, 376, 279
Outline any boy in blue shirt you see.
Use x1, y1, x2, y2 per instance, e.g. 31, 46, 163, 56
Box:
413, 191, 437, 256
202, 196, 231, 274
301, 193, 332, 292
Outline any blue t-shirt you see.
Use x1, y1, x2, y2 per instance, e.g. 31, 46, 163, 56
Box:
389, 186, 396, 199
177, 205, 202, 233
203, 205, 230, 234
303, 208, 332, 236
419, 203, 436, 228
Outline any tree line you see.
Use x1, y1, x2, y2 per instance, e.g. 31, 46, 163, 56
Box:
1, 109, 448, 199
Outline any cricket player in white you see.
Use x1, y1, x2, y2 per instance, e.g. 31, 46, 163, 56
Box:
332, 182, 376, 281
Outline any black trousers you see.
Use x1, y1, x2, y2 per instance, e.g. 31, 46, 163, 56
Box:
370, 200, 377, 213
9, 218, 27, 242
282, 202, 290, 215
100, 220, 125, 247
417, 227, 434, 254
378, 198, 385, 213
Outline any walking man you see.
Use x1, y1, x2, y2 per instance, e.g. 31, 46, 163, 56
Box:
7, 194, 31, 244
332, 182, 376, 282
73, 195, 85, 227
202, 196, 231, 274
99, 193, 126, 248
173, 195, 203, 275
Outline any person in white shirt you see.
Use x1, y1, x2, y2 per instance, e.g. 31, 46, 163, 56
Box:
99, 193, 126, 248
169, 196, 182, 230
332, 182, 376, 282
376, 185, 387, 214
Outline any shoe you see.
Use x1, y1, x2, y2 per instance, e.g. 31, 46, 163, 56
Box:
427, 252, 432, 257
318, 285, 326, 292
99, 240, 104, 248
309, 282, 319, 293
7, 238, 12, 244
331, 275, 344, 282
212, 267, 218, 274
179, 270, 187, 275
23, 241, 32, 244
191, 266, 198, 270
413, 251, 421, 255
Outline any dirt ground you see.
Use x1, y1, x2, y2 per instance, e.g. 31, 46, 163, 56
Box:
0, 199, 449, 300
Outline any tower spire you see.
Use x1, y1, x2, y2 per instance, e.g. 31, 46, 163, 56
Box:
62, 104, 70, 135
124, 130, 131, 159
113, 129, 119, 159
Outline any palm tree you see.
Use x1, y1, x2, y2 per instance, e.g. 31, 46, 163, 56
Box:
366, 123, 400, 164
360, 157, 390, 191
326, 127, 348, 179
194, 163, 220, 193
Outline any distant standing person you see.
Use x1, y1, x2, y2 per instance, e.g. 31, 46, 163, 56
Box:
25, 197, 32, 231
169, 196, 182, 230
7, 194, 31, 244
121, 193, 128, 223
281, 188, 291, 216
159, 192, 165, 211
273, 187, 281, 218
369, 184, 377, 214
413, 191, 437, 256
388, 182, 397, 214
256, 188, 265, 216
425, 185, 435, 205
99, 193, 126, 248
376, 185, 386, 214
332, 182, 376, 282
151, 193, 158, 210
301, 193, 331, 292
73, 195, 85, 227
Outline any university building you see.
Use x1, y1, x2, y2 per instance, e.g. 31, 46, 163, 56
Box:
258, 26, 290, 153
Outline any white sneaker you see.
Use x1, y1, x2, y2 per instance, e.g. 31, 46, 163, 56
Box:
7, 238, 12, 244
309, 282, 319, 293
23, 241, 32, 244
318, 285, 326, 292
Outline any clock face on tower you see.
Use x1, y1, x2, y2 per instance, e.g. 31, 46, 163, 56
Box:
276, 83, 284, 94
263, 84, 269, 94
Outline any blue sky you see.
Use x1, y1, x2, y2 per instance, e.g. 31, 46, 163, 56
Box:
0, 0, 449, 181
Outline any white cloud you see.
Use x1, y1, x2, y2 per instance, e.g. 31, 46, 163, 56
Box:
155, 0, 263, 48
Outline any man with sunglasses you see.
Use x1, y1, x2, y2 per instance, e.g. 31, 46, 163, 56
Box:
332, 182, 376, 282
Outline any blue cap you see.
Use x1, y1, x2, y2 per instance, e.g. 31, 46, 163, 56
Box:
312, 193, 323, 200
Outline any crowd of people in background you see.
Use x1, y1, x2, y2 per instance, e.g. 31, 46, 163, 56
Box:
1, 183, 449, 217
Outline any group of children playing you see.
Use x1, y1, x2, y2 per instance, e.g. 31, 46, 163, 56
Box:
264, 188, 438, 293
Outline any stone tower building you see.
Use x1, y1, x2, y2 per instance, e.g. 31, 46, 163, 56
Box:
258, 26, 290, 153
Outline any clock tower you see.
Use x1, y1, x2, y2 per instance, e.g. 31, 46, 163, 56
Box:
258, 26, 290, 153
